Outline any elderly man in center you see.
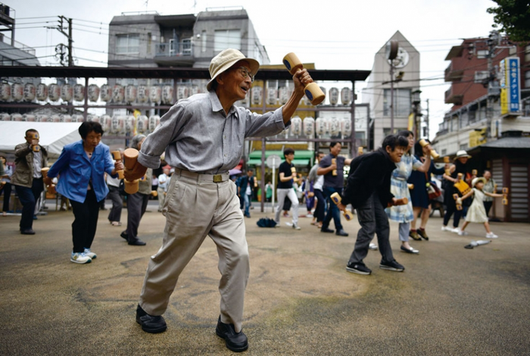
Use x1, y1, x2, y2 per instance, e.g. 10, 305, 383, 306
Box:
125, 48, 314, 352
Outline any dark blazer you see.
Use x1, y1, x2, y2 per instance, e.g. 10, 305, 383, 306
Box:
342, 148, 396, 209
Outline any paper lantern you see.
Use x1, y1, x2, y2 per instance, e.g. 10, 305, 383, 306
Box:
341, 117, 352, 137
12, 83, 23, 101
61, 84, 73, 101
125, 116, 136, 134
267, 88, 277, 106
148, 115, 160, 132
48, 84, 61, 101
329, 87, 339, 106
125, 85, 137, 103
23, 114, 36, 122
100, 84, 111, 102
112, 85, 124, 103
87, 84, 100, 102
23, 83, 36, 101
303, 117, 315, 137
137, 85, 148, 103
136, 115, 148, 133
61, 114, 72, 122
100, 115, 111, 131
341, 87, 351, 106
11, 113, 24, 121
315, 117, 325, 136
71, 115, 85, 122
251, 86, 262, 106
176, 86, 188, 102
149, 86, 161, 103
73, 84, 84, 101
0, 83, 11, 101
36, 83, 48, 101
0, 113, 11, 121
290, 116, 302, 135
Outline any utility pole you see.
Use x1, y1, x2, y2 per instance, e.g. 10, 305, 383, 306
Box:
57, 16, 74, 66
425, 99, 430, 139
486, 30, 501, 138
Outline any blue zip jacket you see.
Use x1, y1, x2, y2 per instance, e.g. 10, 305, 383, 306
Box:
47, 140, 116, 203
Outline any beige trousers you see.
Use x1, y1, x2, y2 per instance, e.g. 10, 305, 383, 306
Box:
139, 170, 248, 332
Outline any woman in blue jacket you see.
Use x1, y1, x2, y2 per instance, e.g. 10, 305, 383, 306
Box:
47, 122, 123, 264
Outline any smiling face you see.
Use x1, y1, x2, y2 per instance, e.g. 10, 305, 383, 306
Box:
218, 60, 253, 102
386, 145, 406, 163
330, 143, 342, 157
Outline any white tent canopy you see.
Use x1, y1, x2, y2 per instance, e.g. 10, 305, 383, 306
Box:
0, 122, 81, 158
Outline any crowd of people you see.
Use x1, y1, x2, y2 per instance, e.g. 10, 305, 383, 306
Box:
1, 48, 507, 353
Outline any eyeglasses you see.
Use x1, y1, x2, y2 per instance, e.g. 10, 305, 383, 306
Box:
236, 67, 254, 82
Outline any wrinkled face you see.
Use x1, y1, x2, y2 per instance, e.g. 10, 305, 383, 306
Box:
458, 157, 468, 165
330, 143, 342, 156
83, 130, 102, 150
219, 60, 253, 101
387, 145, 406, 163
484, 171, 491, 179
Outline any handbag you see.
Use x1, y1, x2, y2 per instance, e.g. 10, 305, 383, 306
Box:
426, 172, 441, 200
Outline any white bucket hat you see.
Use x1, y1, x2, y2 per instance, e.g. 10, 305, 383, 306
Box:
207, 49, 259, 91
472, 177, 486, 187
454, 150, 471, 160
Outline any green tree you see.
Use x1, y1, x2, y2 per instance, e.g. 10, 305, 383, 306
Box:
487, 0, 530, 42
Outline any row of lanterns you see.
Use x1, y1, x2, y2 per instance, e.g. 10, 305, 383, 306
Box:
0, 82, 201, 104
0, 113, 162, 135
0, 82, 353, 106
287, 116, 352, 137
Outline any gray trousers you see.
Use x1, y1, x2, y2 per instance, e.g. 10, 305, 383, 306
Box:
348, 191, 395, 265
107, 185, 122, 222
139, 170, 248, 332
126, 192, 149, 240
274, 188, 299, 225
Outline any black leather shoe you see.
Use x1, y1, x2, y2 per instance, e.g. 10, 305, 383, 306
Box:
128, 238, 146, 246
336, 229, 349, 236
321, 227, 334, 233
20, 229, 35, 235
216, 316, 248, 352
136, 304, 167, 333
120, 231, 128, 240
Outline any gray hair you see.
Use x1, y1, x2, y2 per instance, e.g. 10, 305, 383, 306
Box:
130, 134, 146, 149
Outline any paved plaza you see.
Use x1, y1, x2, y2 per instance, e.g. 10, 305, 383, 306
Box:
1, 201, 529, 355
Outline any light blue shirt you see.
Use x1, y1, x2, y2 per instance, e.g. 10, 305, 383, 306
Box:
138, 91, 287, 174
48, 140, 116, 203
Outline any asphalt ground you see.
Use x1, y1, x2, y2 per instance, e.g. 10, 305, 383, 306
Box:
1, 201, 530, 355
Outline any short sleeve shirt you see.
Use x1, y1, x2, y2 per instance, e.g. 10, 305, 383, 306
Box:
278, 161, 294, 189
319, 154, 345, 188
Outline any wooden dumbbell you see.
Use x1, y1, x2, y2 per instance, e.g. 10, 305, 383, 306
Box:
283, 52, 325, 105
419, 139, 439, 159
331, 158, 337, 176
111, 151, 124, 179
454, 193, 463, 210
443, 156, 451, 175
123, 148, 140, 194
408, 184, 414, 190
330, 192, 353, 221
358, 147, 364, 155
387, 197, 408, 207
28, 132, 40, 152
502, 187, 509, 205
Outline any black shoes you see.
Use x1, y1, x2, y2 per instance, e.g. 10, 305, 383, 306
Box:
380, 259, 405, 272
346, 262, 372, 275
321, 227, 334, 233
20, 228, 35, 235
409, 230, 422, 241
335, 229, 349, 236
417, 228, 429, 240
128, 238, 146, 246
122, 231, 146, 245
216, 316, 248, 352
136, 304, 167, 333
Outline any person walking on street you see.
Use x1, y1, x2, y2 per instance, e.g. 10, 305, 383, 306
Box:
12, 129, 48, 235
47, 122, 123, 264
336, 134, 410, 275
238, 169, 255, 218
125, 48, 314, 352
482, 170, 497, 217
107, 150, 123, 226
274, 148, 301, 229
120, 135, 151, 246
442, 150, 473, 233
307, 151, 325, 228
0, 155, 14, 216
157, 165, 171, 212
318, 142, 352, 236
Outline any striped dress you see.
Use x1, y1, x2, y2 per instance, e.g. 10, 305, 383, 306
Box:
386, 154, 422, 223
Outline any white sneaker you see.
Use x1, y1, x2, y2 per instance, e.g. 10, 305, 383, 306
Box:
451, 227, 461, 234
292, 224, 301, 230
458, 230, 469, 236
441, 226, 452, 231
71, 252, 92, 264
486, 232, 498, 238
84, 248, 97, 259
285, 222, 293, 227
368, 243, 378, 250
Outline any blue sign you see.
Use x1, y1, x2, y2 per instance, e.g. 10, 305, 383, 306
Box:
508, 58, 520, 112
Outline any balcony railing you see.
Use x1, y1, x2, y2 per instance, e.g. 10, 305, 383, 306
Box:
155, 39, 193, 58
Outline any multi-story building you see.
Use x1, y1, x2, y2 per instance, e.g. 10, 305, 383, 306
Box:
433, 33, 530, 222
362, 31, 421, 149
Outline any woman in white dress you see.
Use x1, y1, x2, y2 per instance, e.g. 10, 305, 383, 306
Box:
458, 177, 504, 238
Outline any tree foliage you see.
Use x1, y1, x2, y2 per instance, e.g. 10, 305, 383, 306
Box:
487, 0, 530, 42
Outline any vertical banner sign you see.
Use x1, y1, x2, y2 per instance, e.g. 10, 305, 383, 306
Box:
499, 59, 508, 115
508, 57, 520, 113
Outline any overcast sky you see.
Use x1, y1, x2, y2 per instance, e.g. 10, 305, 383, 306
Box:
9, 0, 497, 138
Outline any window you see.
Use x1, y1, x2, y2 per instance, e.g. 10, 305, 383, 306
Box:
214, 30, 241, 52
116, 34, 140, 54
201, 30, 207, 52
477, 50, 489, 59
383, 89, 411, 117
474, 71, 489, 83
